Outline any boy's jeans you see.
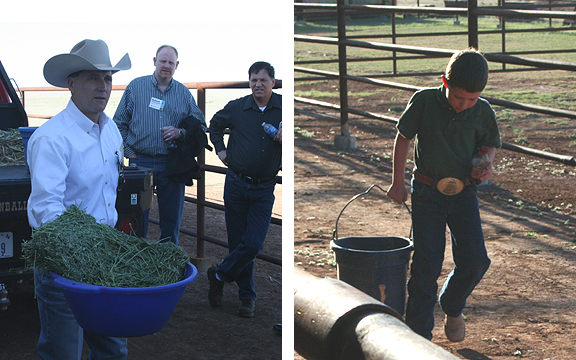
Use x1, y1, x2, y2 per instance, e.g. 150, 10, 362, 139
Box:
35, 270, 128, 360
406, 179, 491, 340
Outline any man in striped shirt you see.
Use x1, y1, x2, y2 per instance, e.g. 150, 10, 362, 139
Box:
114, 45, 206, 245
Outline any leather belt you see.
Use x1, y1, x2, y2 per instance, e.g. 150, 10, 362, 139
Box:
136, 153, 168, 158
413, 171, 471, 196
228, 166, 276, 185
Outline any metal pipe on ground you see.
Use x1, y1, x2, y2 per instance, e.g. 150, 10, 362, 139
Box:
294, 267, 459, 360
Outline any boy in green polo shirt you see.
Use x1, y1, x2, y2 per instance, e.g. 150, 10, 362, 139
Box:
387, 48, 501, 342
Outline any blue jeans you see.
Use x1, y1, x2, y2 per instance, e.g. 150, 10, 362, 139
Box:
35, 270, 128, 360
406, 179, 490, 340
130, 156, 185, 245
216, 170, 276, 301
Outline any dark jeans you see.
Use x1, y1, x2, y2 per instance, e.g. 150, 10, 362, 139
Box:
129, 155, 185, 245
406, 179, 490, 340
35, 271, 128, 360
216, 169, 276, 301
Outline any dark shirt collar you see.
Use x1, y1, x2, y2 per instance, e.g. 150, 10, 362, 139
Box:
243, 92, 282, 112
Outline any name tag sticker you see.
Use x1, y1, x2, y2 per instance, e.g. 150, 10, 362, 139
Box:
149, 97, 165, 111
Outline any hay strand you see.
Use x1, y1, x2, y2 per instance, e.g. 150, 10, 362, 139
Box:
0, 129, 25, 166
22, 205, 189, 288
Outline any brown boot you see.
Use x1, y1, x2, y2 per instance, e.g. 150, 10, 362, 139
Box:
444, 314, 465, 342
238, 299, 255, 318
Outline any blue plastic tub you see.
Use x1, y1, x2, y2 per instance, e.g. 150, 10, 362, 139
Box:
52, 262, 198, 337
17, 126, 38, 172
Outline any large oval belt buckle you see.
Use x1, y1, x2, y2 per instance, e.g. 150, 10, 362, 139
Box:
436, 177, 465, 196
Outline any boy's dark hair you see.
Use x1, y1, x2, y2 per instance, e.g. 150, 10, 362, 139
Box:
444, 48, 489, 93
249, 61, 275, 79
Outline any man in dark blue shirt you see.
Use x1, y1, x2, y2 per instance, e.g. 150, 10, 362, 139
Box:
208, 61, 281, 318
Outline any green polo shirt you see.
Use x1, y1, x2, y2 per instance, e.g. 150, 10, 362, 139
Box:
397, 86, 501, 180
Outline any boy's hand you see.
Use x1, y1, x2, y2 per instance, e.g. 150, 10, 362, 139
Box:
469, 163, 493, 183
470, 146, 496, 183
387, 183, 408, 205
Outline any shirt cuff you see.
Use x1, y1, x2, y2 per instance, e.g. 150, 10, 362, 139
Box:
124, 147, 135, 157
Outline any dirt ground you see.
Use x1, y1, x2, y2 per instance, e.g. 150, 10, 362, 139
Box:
293, 75, 576, 359
0, 185, 283, 360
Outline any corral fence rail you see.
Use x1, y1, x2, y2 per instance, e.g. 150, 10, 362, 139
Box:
294, 0, 576, 166
18, 81, 283, 266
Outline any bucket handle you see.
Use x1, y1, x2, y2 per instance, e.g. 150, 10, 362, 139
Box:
332, 184, 411, 241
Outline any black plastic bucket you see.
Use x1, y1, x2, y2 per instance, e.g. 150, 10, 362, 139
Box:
330, 236, 413, 316
331, 185, 413, 317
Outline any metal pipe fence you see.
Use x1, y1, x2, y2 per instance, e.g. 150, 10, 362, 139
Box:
18, 80, 283, 266
295, 1, 576, 71
294, 0, 576, 166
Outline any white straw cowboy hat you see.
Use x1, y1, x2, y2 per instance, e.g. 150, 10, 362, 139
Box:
43, 39, 131, 88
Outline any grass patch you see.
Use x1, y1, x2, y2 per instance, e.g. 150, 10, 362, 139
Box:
295, 126, 316, 138
294, 248, 337, 268
296, 16, 576, 75
484, 90, 576, 110
526, 232, 548, 238
295, 89, 388, 99
510, 215, 529, 221
295, 90, 339, 99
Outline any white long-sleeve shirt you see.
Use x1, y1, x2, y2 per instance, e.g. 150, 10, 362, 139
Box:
27, 99, 123, 228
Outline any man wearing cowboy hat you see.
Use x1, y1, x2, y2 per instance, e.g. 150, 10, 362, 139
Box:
27, 39, 131, 360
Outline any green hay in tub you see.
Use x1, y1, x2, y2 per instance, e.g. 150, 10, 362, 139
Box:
22, 205, 189, 288
0, 129, 25, 166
